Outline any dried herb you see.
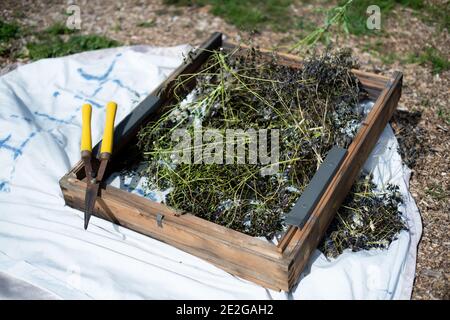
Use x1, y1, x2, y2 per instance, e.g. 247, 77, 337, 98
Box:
320, 173, 407, 258
137, 47, 367, 238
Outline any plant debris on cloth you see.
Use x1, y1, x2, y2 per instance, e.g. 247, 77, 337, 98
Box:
320, 173, 407, 258
137, 47, 368, 238
390, 109, 429, 168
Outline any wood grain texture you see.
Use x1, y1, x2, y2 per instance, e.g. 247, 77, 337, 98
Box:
59, 33, 402, 291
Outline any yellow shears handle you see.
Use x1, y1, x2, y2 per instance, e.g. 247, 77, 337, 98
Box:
100, 101, 117, 155
81, 103, 92, 153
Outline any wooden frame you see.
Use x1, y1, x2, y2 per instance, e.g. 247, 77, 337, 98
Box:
59, 33, 403, 291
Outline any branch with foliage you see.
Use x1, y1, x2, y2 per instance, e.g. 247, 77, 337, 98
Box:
289, 0, 354, 53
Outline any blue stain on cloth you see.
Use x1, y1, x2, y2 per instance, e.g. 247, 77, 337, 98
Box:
0, 51, 141, 193
0, 180, 9, 192
10, 114, 32, 123
34, 111, 76, 125
0, 134, 21, 158
77, 53, 122, 81
84, 99, 103, 109
0, 132, 38, 160
112, 79, 140, 98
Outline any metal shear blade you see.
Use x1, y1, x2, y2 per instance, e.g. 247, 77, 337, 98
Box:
80, 102, 117, 230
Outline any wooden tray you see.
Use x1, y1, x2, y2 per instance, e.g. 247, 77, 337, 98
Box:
59, 32, 403, 291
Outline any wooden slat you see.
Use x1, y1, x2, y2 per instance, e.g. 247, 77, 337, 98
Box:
60, 175, 289, 290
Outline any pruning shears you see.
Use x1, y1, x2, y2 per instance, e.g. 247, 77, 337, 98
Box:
80, 102, 117, 230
